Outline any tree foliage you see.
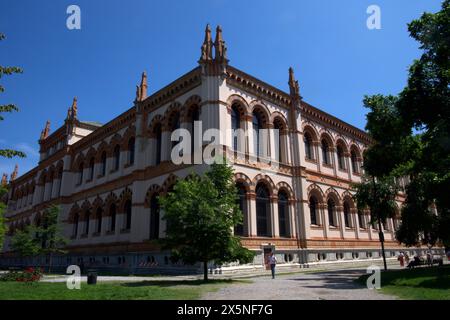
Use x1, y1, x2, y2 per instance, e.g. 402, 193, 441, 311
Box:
0, 32, 25, 159
159, 161, 254, 281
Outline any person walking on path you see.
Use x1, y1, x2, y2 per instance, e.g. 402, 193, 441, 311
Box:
398, 252, 405, 267
268, 252, 277, 279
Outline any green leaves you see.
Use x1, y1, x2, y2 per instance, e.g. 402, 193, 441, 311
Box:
159, 162, 254, 278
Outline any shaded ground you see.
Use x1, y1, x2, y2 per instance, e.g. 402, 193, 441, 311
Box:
201, 268, 396, 300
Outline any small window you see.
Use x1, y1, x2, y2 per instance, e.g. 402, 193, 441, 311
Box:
128, 137, 135, 165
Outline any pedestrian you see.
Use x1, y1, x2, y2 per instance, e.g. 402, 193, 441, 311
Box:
398, 252, 405, 267
268, 252, 277, 279
405, 253, 410, 265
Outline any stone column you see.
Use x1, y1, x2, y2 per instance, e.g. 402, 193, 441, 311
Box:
270, 196, 279, 238
248, 193, 257, 237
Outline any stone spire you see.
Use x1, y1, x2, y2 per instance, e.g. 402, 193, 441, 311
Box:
1, 173, 7, 186
40, 120, 51, 140
288, 67, 301, 99
135, 71, 148, 103
66, 97, 78, 120
214, 25, 228, 63
200, 24, 213, 62
10, 164, 18, 182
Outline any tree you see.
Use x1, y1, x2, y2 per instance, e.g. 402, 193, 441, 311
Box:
11, 205, 68, 272
159, 161, 254, 281
353, 175, 399, 271
0, 32, 25, 159
0, 185, 8, 250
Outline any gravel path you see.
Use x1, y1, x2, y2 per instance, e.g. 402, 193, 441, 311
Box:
201, 268, 396, 300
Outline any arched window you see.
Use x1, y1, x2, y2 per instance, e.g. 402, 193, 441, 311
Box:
304, 132, 314, 160
101, 151, 107, 176
231, 105, 240, 151
85, 210, 91, 235
73, 212, 79, 237
113, 145, 120, 171
327, 199, 336, 227
128, 137, 135, 165
252, 112, 262, 157
337, 145, 346, 170
274, 120, 284, 163
309, 196, 318, 225
77, 163, 84, 185
256, 183, 270, 237
88, 157, 95, 181
154, 123, 162, 165
351, 150, 359, 174
278, 191, 289, 237
358, 209, 365, 229
110, 203, 116, 232
124, 200, 132, 230
171, 112, 180, 149
57, 167, 63, 196
96, 208, 103, 234
321, 140, 330, 165
234, 183, 246, 236
149, 194, 160, 239
343, 202, 351, 228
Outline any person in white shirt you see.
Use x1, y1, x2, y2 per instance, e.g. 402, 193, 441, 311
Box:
268, 252, 277, 279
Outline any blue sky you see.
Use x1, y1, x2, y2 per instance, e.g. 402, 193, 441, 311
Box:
0, 0, 443, 177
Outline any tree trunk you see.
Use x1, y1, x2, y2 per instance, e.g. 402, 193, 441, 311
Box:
48, 252, 53, 274
203, 261, 208, 282
378, 219, 387, 271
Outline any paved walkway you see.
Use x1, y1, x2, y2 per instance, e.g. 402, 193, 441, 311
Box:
201, 268, 396, 300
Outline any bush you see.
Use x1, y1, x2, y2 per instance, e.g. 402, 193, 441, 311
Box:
0, 267, 43, 282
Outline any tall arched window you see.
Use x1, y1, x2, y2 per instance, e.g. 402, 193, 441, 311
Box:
85, 210, 91, 235
351, 150, 359, 174
88, 157, 95, 181
234, 183, 246, 236
231, 105, 240, 151
149, 194, 160, 239
252, 112, 262, 157
96, 208, 103, 234
337, 145, 346, 170
309, 196, 318, 225
73, 212, 79, 237
322, 140, 330, 165
57, 167, 63, 196
113, 145, 120, 171
128, 137, 135, 165
274, 120, 284, 163
256, 183, 270, 237
124, 200, 132, 230
110, 203, 116, 232
154, 123, 162, 165
304, 132, 314, 160
101, 151, 107, 176
327, 199, 336, 227
358, 209, 365, 229
77, 163, 84, 185
278, 191, 289, 237
343, 202, 351, 228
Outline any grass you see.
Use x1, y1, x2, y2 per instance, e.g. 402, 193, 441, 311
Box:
0, 279, 245, 300
357, 265, 450, 300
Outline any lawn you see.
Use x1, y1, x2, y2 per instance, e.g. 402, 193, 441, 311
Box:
358, 265, 450, 300
0, 279, 241, 300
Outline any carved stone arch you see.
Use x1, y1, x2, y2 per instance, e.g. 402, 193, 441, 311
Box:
161, 174, 178, 195
85, 147, 97, 163
249, 100, 271, 128
108, 133, 123, 156
148, 114, 164, 138
68, 203, 81, 223
93, 141, 108, 163
349, 143, 362, 159
144, 184, 162, 208
118, 187, 133, 213
307, 183, 325, 203
227, 94, 250, 117
325, 187, 342, 205
319, 130, 335, 149
71, 153, 85, 171
335, 137, 349, 153
121, 126, 136, 149
252, 174, 276, 195
182, 95, 202, 122
301, 122, 319, 142
234, 173, 252, 193
92, 196, 104, 213
80, 199, 92, 220
271, 112, 288, 134
276, 181, 295, 200
163, 101, 182, 131
342, 191, 355, 209
104, 192, 119, 216
55, 160, 64, 179
38, 169, 48, 185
